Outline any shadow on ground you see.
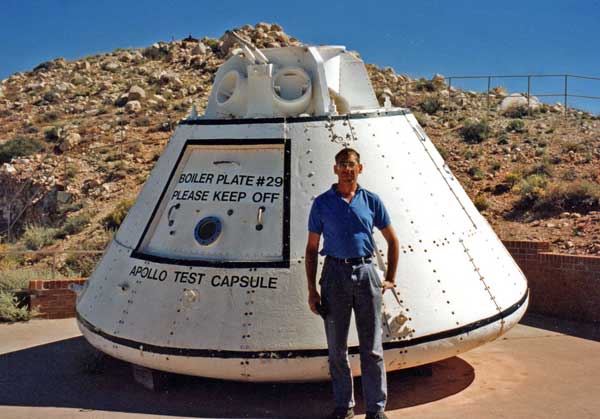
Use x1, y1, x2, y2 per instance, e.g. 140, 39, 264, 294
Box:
0, 337, 475, 418
520, 313, 600, 342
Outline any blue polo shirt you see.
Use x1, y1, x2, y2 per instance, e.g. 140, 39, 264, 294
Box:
308, 185, 391, 258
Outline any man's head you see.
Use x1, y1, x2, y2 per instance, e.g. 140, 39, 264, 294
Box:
334, 148, 362, 185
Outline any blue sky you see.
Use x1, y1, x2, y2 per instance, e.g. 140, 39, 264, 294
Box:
1, 0, 599, 112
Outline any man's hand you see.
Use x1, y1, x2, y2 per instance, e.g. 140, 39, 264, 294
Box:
382, 280, 396, 294
308, 289, 321, 315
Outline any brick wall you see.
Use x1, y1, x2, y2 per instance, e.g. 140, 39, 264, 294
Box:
26, 242, 600, 323
28, 278, 86, 319
503, 240, 600, 323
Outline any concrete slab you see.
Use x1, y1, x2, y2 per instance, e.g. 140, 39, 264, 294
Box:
0, 315, 598, 419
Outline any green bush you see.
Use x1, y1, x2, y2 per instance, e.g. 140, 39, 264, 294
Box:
203, 38, 221, 53
513, 175, 548, 210
64, 252, 100, 277
102, 199, 135, 230
506, 119, 526, 133
534, 181, 600, 214
414, 78, 436, 92
490, 160, 502, 171
528, 158, 554, 177
504, 172, 522, 187
0, 268, 55, 291
497, 133, 509, 145
0, 291, 35, 322
420, 97, 442, 115
468, 166, 485, 181
460, 120, 490, 144
0, 137, 46, 163
55, 213, 91, 239
44, 126, 62, 142
502, 104, 529, 118
474, 196, 490, 211
21, 225, 58, 250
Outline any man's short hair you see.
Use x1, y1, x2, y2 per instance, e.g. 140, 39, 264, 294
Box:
335, 148, 361, 164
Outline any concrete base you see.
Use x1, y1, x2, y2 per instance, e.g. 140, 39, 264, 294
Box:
0, 315, 598, 418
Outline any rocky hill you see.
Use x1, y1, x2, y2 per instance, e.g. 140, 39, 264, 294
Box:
0, 23, 599, 279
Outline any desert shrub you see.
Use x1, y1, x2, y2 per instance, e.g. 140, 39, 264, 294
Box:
42, 90, 60, 103
497, 133, 509, 145
474, 196, 490, 211
528, 158, 554, 177
412, 111, 428, 127
513, 175, 548, 209
533, 181, 600, 214
504, 172, 521, 187
420, 97, 442, 115
64, 163, 79, 179
436, 146, 449, 160
502, 104, 529, 118
0, 291, 35, 322
506, 119, 526, 133
63, 252, 100, 277
414, 78, 436, 92
134, 117, 151, 127
490, 160, 502, 171
203, 38, 221, 53
55, 213, 91, 239
561, 141, 584, 153
0, 137, 45, 163
468, 166, 485, 181
41, 111, 61, 123
0, 268, 55, 291
102, 199, 135, 230
464, 149, 480, 160
44, 126, 62, 142
460, 120, 490, 144
21, 225, 58, 250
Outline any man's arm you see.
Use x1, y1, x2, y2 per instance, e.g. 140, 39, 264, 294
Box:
305, 232, 321, 315
380, 224, 399, 292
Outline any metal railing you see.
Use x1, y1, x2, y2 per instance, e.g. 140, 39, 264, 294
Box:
401, 73, 600, 117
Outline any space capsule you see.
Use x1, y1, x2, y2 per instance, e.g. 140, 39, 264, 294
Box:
75, 33, 528, 382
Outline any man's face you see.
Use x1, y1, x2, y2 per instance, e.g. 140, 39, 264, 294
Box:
334, 153, 362, 185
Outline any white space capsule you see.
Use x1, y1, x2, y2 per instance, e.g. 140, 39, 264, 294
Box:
75, 37, 528, 382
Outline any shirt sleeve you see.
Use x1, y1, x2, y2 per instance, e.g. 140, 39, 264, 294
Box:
307, 199, 323, 234
373, 195, 391, 230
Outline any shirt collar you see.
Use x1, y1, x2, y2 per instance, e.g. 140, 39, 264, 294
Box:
329, 183, 362, 198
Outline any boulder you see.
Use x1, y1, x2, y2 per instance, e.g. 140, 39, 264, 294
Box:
498, 94, 541, 112
125, 100, 142, 113
102, 61, 120, 72
59, 132, 81, 152
191, 42, 208, 55
75, 61, 90, 71
128, 86, 146, 101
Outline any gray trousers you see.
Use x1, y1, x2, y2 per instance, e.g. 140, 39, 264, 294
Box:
320, 257, 387, 413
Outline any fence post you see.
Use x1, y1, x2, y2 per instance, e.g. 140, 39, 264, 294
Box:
486, 76, 491, 120
564, 75, 568, 118
527, 75, 531, 116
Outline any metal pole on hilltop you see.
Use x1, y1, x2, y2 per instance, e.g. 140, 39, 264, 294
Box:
447, 77, 452, 120
527, 76, 531, 116
486, 76, 491, 121
564, 75, 568, 118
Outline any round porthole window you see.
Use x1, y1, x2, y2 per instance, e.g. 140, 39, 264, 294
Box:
194, 216, 222, 246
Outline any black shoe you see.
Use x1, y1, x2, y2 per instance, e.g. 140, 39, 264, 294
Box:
328, 407, 354, 419
365, 412, 388, 419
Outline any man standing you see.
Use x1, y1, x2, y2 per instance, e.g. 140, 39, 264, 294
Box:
305, 148, 399, 419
